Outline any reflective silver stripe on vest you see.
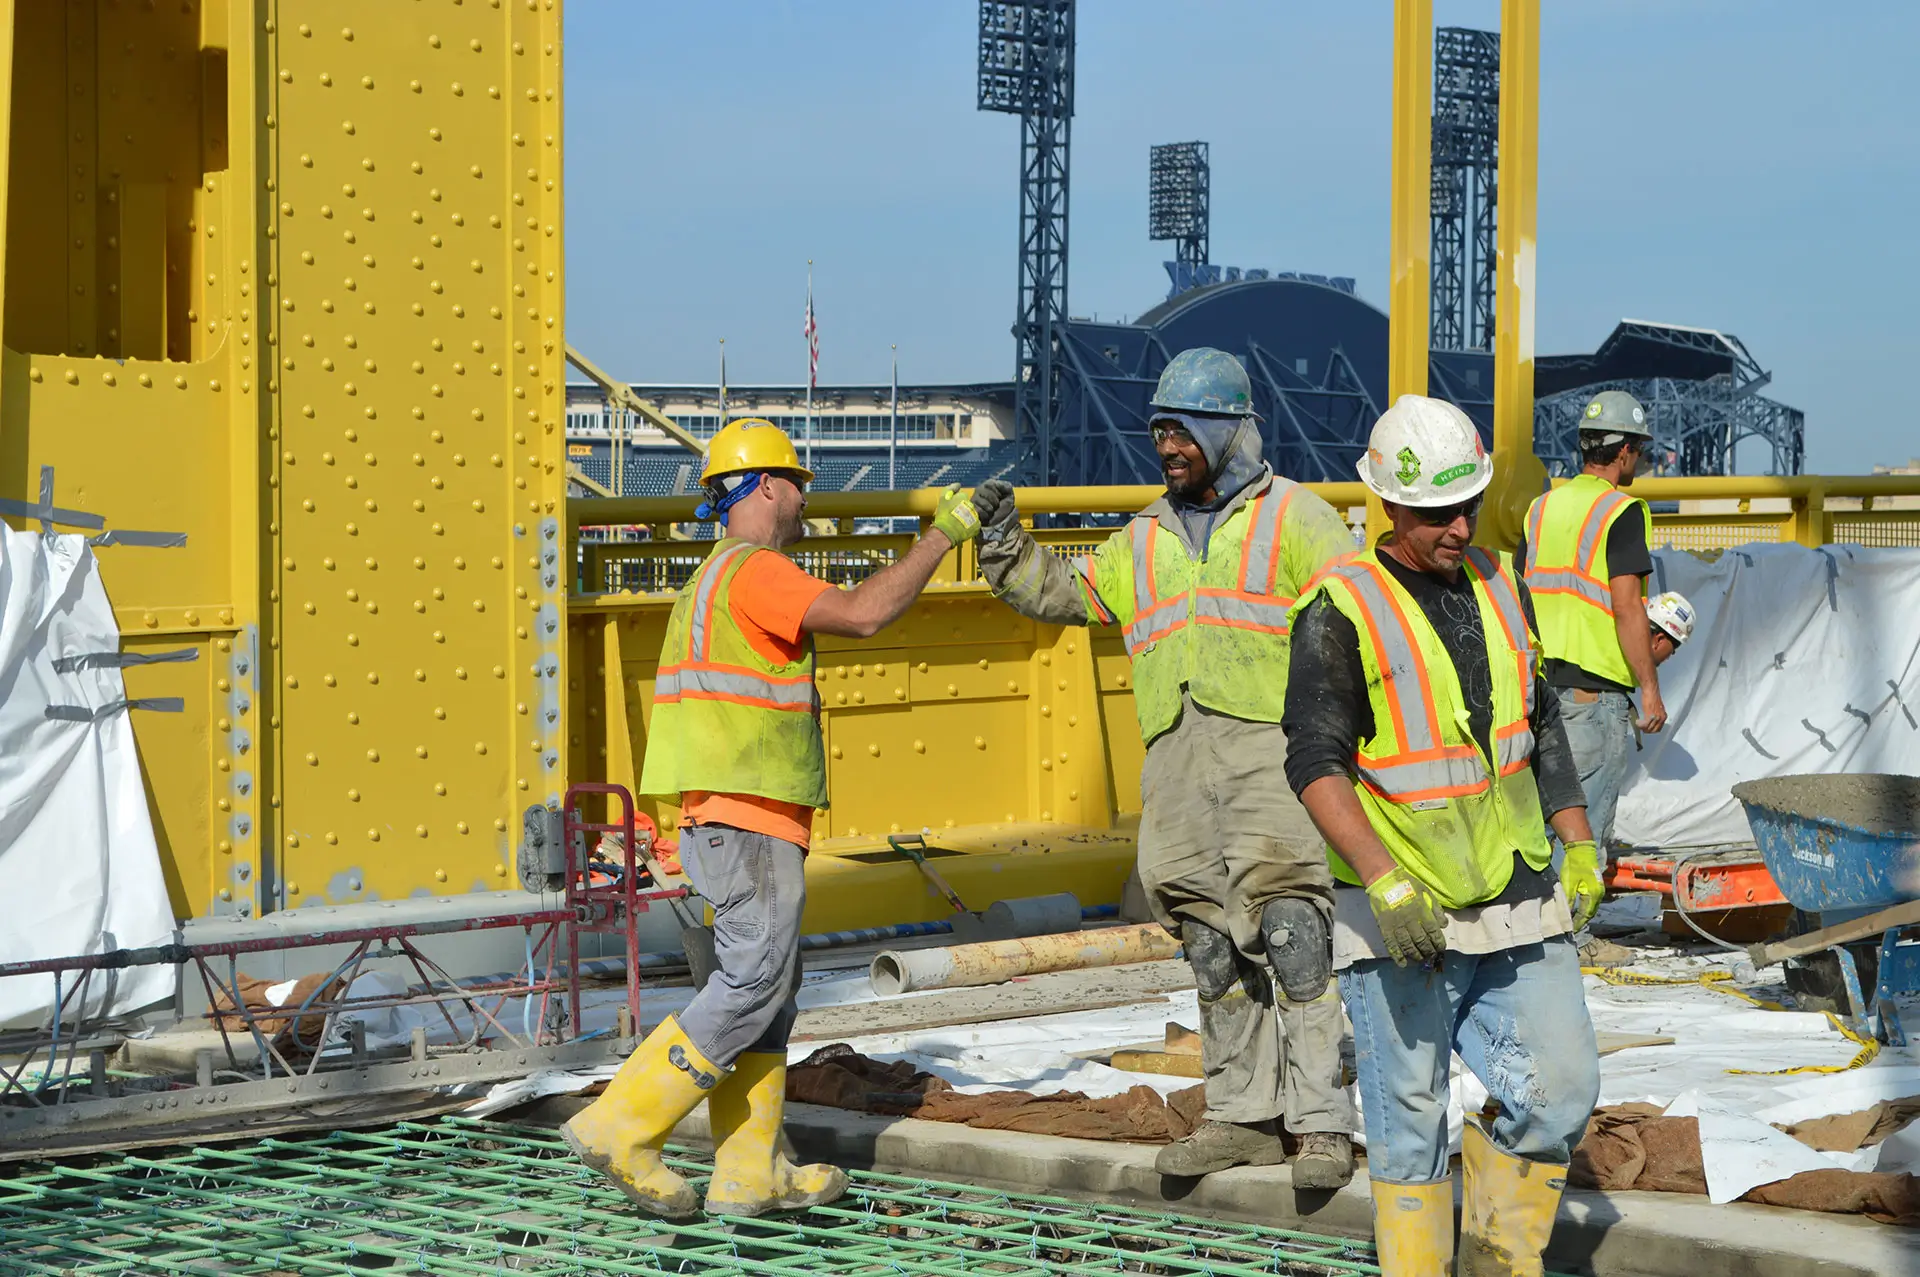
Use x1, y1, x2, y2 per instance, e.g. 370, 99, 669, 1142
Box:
1195, 593, 1293, 630
1239, 481, 1293, 593
1523, 568, 1610, 608
1496, 726, 1537, 774
1126, 602, 1184, 653
1128, 515, 1156, 618
1466, 547, 1537, 721
1576, 489, 1631, 574
1523, 495, 1547, 575
1327, 562, 1438, 757
1359, 750, 1489, 800
655, 665, 815, 709
687, 543, 753, 662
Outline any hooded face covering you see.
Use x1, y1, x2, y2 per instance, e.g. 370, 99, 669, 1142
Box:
1152, 411, 1268, 508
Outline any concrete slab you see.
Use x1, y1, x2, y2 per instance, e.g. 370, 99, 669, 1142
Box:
521, 1096, 1920, 1277
122, 1027, 263, 1074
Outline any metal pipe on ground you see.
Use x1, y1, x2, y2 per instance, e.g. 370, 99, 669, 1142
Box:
868, 924, 1180, 996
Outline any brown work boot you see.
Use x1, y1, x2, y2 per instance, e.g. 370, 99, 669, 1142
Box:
1290, 1131, 1355, 1189
1154, 1120, 1286, 1177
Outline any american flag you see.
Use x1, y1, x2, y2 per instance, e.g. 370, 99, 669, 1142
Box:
803, 267, 818, 391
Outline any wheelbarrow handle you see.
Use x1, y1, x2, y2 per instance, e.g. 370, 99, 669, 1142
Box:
1746, 898, 1920, 969
887, 834, 970, 917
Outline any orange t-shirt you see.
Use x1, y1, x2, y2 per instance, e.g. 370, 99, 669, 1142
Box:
679, 549, 835, 850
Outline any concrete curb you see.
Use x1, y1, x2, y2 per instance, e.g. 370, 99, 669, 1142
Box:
521, 1096, 1919, 1277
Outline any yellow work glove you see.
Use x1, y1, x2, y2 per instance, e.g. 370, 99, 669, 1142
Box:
931, 485, 982, 546
1562, 839, 1605, 931
1365, 865, 1447, 967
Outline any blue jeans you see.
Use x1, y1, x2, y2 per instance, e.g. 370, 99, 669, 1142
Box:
1339, 939, 1600, 1184
1555, 687, 1633, 851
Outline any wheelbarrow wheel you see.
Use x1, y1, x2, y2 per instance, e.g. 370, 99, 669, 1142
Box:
682, 924, 719, 993
1784, 943, 1879, 1017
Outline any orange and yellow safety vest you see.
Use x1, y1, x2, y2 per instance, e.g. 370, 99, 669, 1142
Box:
638, 540, 828, 808
1293, 546, 1551, 909
1522, 473, 1652, 687
1076, 476, 1353, 745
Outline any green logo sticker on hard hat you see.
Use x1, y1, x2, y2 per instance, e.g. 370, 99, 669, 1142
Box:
1395, 447, 1421, 486
1584, 401, 1604, 419
1433, 462, 1477, 487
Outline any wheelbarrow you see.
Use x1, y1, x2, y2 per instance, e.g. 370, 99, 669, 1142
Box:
1733, 774, 1920, 1045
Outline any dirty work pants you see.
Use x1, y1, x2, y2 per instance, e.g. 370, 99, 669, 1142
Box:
675, 823, 807, 1069
1555, 687, 1633, 852
1339, 938, 1600, 1184
1137, 701, 1349, 1135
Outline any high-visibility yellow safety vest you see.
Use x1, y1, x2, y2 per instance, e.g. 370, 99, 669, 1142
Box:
1293, 546, 1550, 910
639, 540, 829, 808
1522, 473, 1652, 687
1076, 476, 1336, 746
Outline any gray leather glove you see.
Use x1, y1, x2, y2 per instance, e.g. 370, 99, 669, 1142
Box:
972, 479, 1020, 544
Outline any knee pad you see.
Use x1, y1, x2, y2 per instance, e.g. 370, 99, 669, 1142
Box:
1261, 898, 1332, 1002
1181, 922, 1243, 1002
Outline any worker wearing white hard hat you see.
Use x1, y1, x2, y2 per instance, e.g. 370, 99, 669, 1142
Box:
1282, 395, 1601, 1275
1518, 391, 1664, 873
1646, 590, 1695, 660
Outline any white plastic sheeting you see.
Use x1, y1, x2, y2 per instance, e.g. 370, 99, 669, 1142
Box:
0, 528, 176, 1030
1616, 544, 1920, 850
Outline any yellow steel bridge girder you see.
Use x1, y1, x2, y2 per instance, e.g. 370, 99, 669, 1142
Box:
0, 1, 566, 920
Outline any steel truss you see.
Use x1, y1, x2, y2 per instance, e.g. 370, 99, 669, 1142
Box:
979, 1, 1075, 485
1431, 27, 1500, 352
1535, 322, 1807, 476
1052, 328, 1385, 489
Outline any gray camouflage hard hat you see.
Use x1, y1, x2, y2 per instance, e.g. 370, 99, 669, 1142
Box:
1149, 347, 1254, 416
1579, 390, 1653, 440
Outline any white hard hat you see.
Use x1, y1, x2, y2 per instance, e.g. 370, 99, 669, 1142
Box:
1647, 591, 1695, 644
1356, 395, 1493, 507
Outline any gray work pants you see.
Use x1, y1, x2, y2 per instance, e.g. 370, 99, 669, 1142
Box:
1137, 699, 1351, 1135
675, 824, 807, 1068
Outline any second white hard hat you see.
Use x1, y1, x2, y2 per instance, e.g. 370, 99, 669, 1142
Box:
1356, 394, 1493, 507
1647, 590, 1696, 644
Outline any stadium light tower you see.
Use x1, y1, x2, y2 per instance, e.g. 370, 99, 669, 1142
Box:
1149, 142, 1210, 269
977, 0, 1075, 485
1430, 27, 1500, 352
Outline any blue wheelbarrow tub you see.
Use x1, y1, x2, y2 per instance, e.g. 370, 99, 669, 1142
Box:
1731, 774, 1920, 914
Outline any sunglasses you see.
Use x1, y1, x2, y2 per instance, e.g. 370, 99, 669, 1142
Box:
1149, 422, 1196, 445
1408, 495, 1483, 526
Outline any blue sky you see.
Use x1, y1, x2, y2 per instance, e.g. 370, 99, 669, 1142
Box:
563, 2, 1918, 474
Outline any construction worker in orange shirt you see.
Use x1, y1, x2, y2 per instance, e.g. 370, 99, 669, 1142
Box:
564, 418, 981, 1219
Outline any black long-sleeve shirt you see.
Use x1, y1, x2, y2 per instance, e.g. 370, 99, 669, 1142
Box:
1282, 548, 1588, 900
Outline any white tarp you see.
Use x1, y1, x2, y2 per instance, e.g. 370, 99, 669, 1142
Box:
0, 527, 176, 1030
1615, 544, 1920, 850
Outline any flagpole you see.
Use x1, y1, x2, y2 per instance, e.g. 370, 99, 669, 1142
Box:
889, 344, 899, 493
805, 260, 815, 472
718, 337, 727, 434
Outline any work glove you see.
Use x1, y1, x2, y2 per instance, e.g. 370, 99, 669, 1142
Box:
1365, 865, 1447, 967
931, 485, 982, 546
1561, 839, 1605, 931
970, 479, 1021, 544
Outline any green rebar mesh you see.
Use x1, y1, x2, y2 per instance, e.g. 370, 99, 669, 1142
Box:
0, 1115, 1586, 1276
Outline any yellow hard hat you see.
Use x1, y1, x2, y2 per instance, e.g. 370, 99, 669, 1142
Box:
700, 418, 813, 485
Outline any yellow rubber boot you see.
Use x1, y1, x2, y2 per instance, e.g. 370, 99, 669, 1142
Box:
561, 1016, 727, 1219
705, 1051, 849, 1217
1457, 1119, 1568, 1277
1369, 1177, 1454, 1277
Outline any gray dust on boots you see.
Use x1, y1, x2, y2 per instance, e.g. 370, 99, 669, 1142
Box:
1289, 1131, 1355, 1189
1154, 1120, 1286, 1177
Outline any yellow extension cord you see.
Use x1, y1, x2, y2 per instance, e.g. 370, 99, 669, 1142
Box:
1581, 965, 1882, 1075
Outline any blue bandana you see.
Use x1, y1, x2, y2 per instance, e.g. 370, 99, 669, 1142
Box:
695, 472, 763, 524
